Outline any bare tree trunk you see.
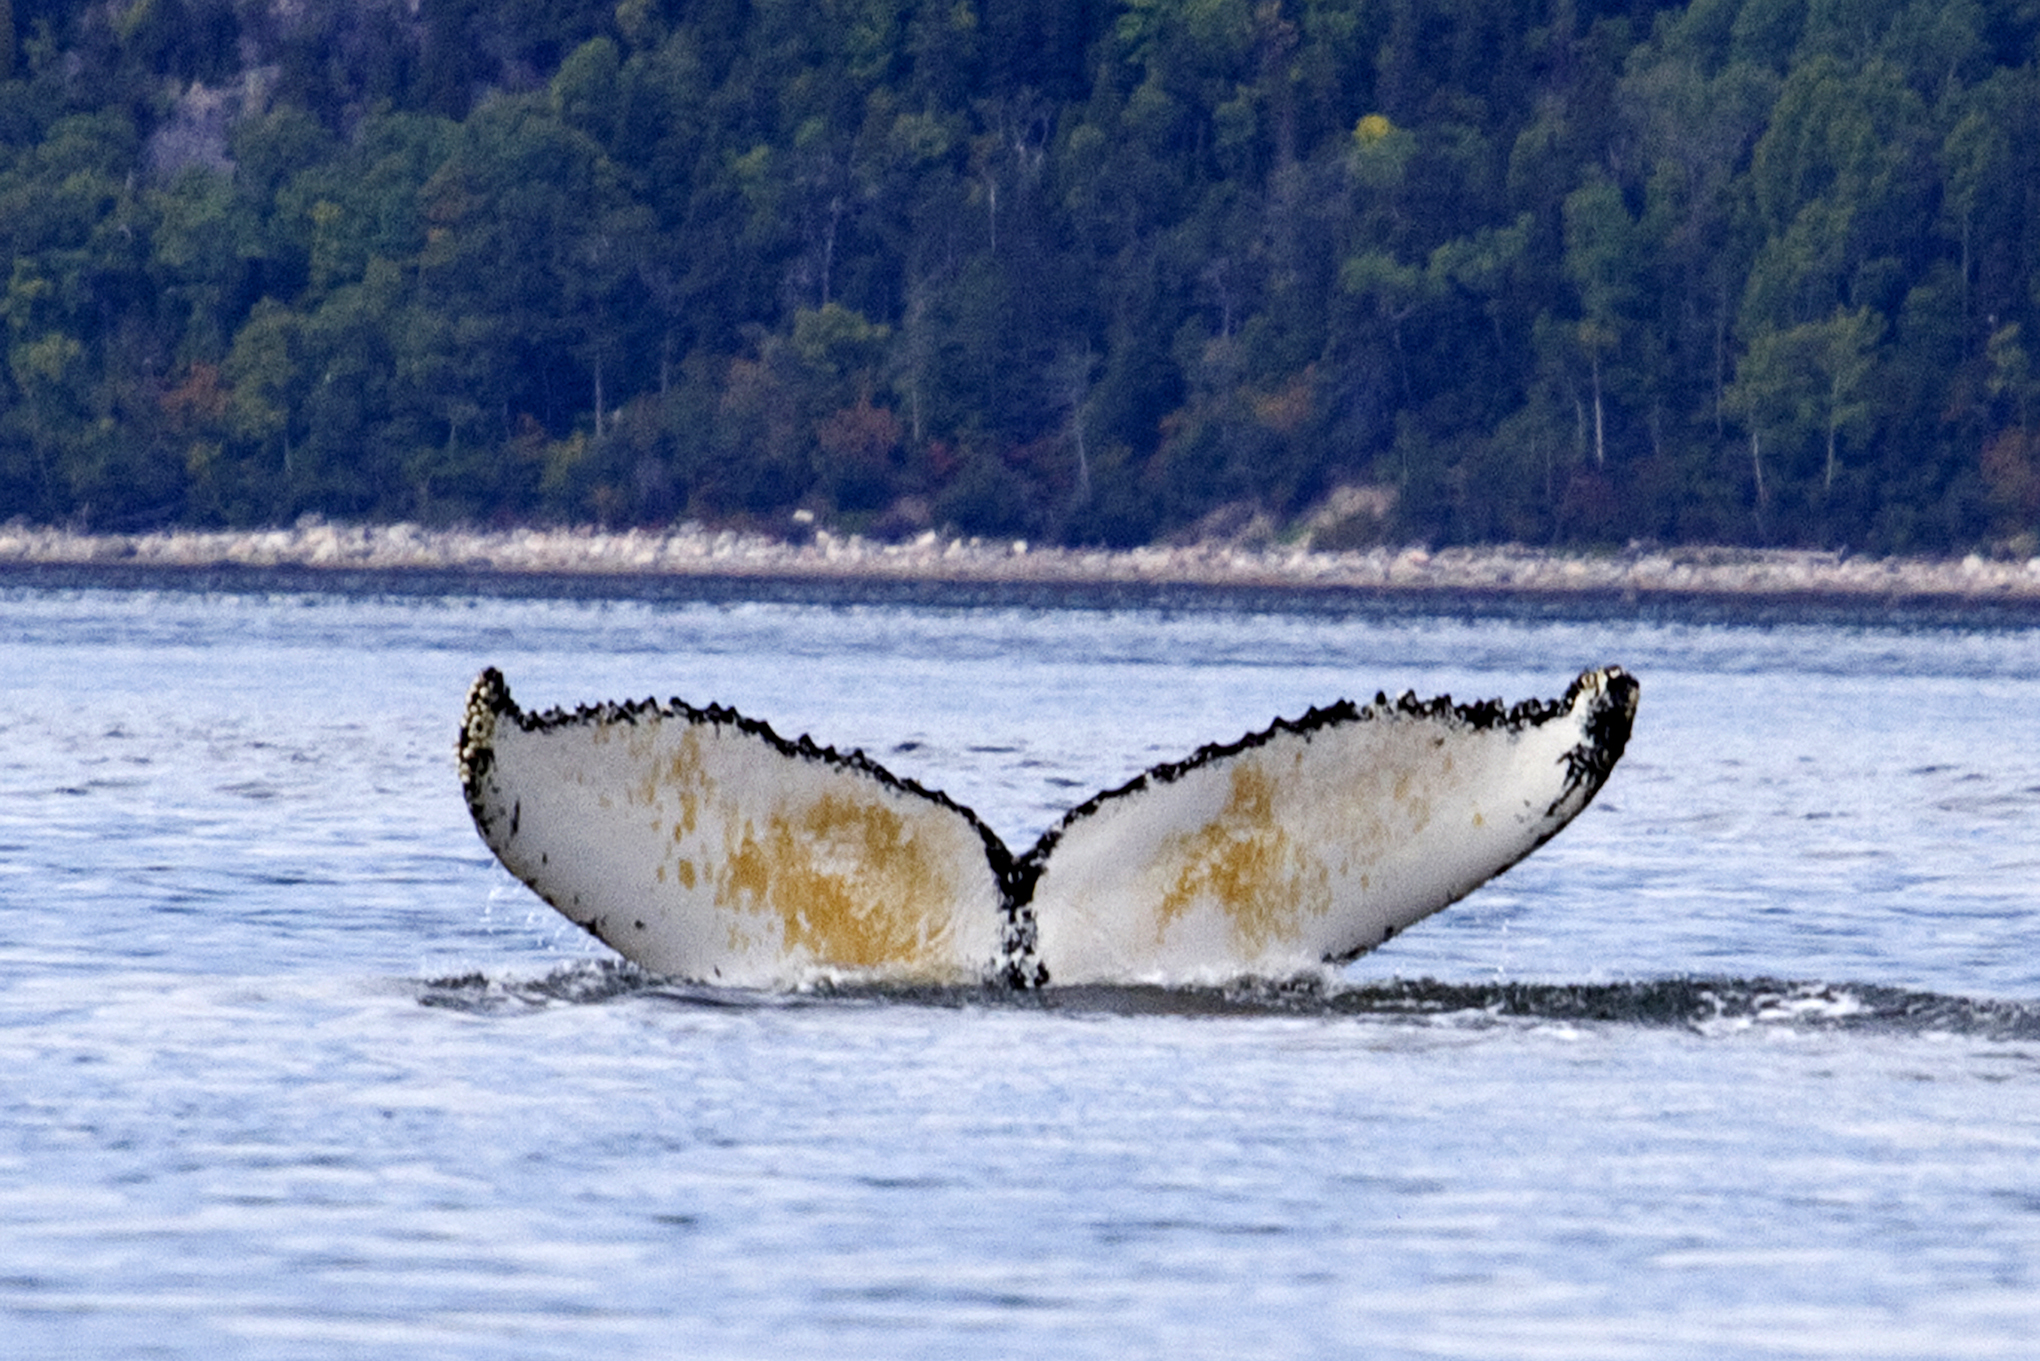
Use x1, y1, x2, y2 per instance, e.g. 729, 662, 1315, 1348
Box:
1713, 278, 1729, 439
1590, 351, 1606, 468
820, 196, 841, 307
1055, 343, 1096, 508
1072, 412, 1091, 507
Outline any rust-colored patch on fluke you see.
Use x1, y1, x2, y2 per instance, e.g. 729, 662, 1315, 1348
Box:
1152, 760, 1331, 954
715, 791, 961, 970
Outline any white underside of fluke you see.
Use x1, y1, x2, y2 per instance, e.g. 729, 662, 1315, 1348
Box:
459, 667, 1638, 988
1027, 688, 1621, 985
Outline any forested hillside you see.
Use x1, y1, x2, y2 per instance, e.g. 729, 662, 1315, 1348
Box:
2, 0, 2038, 551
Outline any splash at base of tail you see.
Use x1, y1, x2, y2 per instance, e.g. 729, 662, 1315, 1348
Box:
459, 666, 1638, 988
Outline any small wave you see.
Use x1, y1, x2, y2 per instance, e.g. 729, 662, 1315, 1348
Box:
414, 964, 2040, 1038
1309, 977, 2040, 1039
418, 959, 675, 1011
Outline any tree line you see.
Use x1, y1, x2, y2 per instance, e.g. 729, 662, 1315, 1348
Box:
2, 0, 2038, 552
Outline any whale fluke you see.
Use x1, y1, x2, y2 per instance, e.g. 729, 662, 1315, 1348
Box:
459, 666, 1638, 988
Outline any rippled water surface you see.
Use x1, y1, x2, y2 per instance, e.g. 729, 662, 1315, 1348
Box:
4, 581, 2040, 1358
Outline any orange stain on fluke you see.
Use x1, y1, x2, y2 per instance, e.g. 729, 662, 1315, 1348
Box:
1153, 760, 1332, 953
716, 791, 961, 970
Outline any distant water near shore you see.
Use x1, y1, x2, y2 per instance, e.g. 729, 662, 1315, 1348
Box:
8, 519, 2040, 612
4, 576, 2039, 1358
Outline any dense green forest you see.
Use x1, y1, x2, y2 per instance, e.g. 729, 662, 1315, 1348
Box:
2, 0, 2038, 550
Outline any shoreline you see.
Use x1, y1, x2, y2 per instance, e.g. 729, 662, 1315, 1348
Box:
6, 520, 2040, 611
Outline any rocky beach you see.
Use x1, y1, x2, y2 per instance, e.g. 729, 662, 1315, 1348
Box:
5, 519, 2040, 610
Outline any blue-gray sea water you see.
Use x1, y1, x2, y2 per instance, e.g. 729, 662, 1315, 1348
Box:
3, 580, 2039, 1359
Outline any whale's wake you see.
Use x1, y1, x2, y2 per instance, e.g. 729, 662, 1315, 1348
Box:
416, 962, 2040, 1040
457, 666, 1639, 988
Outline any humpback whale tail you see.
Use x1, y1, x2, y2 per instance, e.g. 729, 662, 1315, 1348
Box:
459, 666, 1638, 988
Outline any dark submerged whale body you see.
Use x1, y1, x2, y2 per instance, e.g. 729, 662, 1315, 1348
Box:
459, 666, 1639, 988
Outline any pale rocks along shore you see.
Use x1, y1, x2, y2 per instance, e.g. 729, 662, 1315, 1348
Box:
6, 519, 2040, 608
